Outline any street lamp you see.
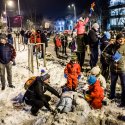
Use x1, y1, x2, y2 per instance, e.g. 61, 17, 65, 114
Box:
4, 0, 15, 29
68, 4, 77, 24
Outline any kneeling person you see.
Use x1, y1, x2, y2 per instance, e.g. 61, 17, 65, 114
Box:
23, 73, 60, 116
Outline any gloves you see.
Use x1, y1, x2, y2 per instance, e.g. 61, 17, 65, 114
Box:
78, 75, 81, 80
85, 94, 92, 101
112, 51, 122, 62
64, 74, 67, 78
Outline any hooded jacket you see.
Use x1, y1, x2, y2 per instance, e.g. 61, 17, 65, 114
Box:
89, 80, 104, 109
103, 42, 125, 73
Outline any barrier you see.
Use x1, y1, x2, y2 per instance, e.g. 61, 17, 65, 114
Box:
28, 43, 46, 73
13, 36, 26, 51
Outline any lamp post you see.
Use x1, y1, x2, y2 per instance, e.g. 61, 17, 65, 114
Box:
68, 4, 77, 24
4, 0, 15, 29
17, 0, 21, 15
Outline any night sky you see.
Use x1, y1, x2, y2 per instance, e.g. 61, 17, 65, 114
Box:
0, 0, 98, 19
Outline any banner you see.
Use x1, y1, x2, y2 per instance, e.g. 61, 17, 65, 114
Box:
9, 15, 23, 27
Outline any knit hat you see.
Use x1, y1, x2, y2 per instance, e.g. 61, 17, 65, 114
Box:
41, 69, 45, 74
79, 17, 85, 22
71, 53, 77, 60
116, 33, 124, 40
104, 31, 111, 40
0, 34, 7, 40
91, 66, 100, 76
87, 75, 97, 85
92, 23, 99, 29
41, 73, 50, 81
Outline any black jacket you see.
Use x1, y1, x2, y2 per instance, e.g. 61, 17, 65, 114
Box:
0, 43, 16, 64
24, 77, 60, 101
88, 28, 99, 48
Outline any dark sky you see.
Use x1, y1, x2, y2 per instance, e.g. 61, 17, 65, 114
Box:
0, 0, 95, 19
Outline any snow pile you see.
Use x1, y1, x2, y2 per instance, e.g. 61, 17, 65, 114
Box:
0, 46, 125, 125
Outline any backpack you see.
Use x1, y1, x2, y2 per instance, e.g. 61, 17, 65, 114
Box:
24, 76, 37, 90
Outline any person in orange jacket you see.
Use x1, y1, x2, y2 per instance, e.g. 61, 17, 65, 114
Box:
64, 53, 81, 91
85, 75, 104, 109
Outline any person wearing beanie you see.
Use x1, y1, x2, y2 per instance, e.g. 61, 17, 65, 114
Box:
64, 53, 81, 91
74, 15, 89, 69
88, 23, 100, 68
100, 31, 111, 81
102, 33, 125, 107
85, 75, 104, 109
0, 33, 16, 90
91, 66, 106, 89
23, 73, 60, 116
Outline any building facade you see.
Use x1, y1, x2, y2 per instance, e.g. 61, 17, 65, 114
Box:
109, 0, 125, 29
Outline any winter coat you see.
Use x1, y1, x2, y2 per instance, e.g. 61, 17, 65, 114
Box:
88, 80, 104, 109
30, 32, 41, 43
24, 77, 60, 101
100, 36, 109, 52
61, 35, 68, 47
64, 62, 81, 76
64, 62, 81, 89
103, 42, 125, 73
75, 17, 89, 35
41, 33, 48, 47
7, 34, 13, 45
57, 91, 76, 113
55, 36, 62, 47
97, 74, 106, 89
0, 43, 16, 64
88, 28, 99, 48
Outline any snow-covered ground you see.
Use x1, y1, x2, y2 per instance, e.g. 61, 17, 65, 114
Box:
0, 45, 125, 125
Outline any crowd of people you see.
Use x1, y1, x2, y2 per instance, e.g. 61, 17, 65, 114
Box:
0, 15, 125, 118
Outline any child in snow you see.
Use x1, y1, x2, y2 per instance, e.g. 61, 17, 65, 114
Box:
56, 87, 77, 113
64, 53, 81, 91
90, 66, 106, 90
85, 75, 104, 109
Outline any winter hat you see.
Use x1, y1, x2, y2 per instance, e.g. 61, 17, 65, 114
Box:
71, 53, 77, 60
87, 75, 97, 85
79, 17, 85, 22
0, 34, 7, 40
92, 23, 99, 29
41, 69, 45, 74
116, 33, 124, 40
91, 66, 100, 76
104, 31, 111, 40
41, 73, 50, 81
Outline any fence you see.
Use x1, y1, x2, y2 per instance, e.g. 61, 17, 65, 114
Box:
28, 43, 46, 73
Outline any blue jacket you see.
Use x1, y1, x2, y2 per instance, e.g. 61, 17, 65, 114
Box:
0, 43, 16, 64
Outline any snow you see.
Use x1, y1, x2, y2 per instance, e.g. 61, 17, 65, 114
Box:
0, 45, 125, 125
0, 45, 67, 125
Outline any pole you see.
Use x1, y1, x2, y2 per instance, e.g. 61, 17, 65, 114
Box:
18, 0, 22, 29
4, 3, 8, 30
73, 5, 77, 24
18, 0, 21, 15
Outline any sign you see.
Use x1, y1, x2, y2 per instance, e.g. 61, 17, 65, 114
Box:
9, 15, 23, 27
45, 22, 50, 28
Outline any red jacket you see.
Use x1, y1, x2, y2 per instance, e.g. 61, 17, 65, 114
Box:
89, 80, 104, 109
55, 37, 62, 47
75, 17, 89, 35
30, 32, 41, 43
64, 62, 81, 77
